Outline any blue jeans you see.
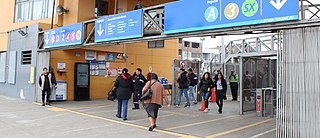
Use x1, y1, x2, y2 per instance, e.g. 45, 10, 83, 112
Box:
188, 86, 197, 103
202, 92, 211, 108
117, 99, 128, 119
177, 88, 190, 106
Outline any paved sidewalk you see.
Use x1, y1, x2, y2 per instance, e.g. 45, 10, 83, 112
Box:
0, 95, 275, 138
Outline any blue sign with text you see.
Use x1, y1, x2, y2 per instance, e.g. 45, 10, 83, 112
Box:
44, 23, 84, 48
95, 9, 143, 43
164, 0, 299, 34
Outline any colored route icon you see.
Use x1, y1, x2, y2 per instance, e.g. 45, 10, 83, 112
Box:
225, 3, 239, 20
242, 0, 259, 17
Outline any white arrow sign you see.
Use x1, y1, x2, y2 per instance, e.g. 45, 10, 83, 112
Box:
270, 0, 288, 10
97, 24, 104, 36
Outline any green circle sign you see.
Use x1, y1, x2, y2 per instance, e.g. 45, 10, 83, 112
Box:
242, 0, 258, 17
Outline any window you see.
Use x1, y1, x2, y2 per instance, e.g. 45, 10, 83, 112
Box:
192, 42, 200, 48
184, 41, 190, 47
21, 50, 32, 65
15, 0, 54, 22
95, 0, 109, 17
148, 40, 164, 48
191, 53, 200, 59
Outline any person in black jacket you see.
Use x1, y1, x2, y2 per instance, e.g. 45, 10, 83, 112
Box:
188, 68, 198, 104
214, 73, 227, 114
176, 68, 190, 107
114, 68, 134, 121
132, 68, 147, 110
198, 72, 214, 113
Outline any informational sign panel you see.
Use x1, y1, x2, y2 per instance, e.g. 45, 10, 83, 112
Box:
164, 0, 299, 34
44, 23, 84, 48
95, 9, 143, 43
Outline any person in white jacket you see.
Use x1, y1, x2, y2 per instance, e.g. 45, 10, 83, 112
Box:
39, 67, 52, 106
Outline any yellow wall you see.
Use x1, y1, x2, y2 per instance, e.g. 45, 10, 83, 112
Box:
51, 39, 179, 100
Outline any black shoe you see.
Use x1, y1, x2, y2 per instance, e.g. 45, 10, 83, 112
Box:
218, 109, 222, 114
116, 115, 121, 118
194, 102, 198, 105
42, 103, 45, 106
123, 118, 128, 121
132, 107, 140, 110
46, 102, 51, 105
149, 125, 156, 131
184, 104, 190, 108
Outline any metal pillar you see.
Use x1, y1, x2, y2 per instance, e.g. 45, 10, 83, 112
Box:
239, 57, 243, 115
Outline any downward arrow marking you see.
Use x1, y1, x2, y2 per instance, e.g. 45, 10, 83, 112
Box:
270, 0, 288, 10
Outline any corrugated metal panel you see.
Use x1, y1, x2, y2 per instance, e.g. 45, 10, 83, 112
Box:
278, 27, 320, 137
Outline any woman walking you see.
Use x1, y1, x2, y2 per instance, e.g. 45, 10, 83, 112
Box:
214, 73, 227, 114
114, 68, 134, 121
142, 73, 170, 131
197, 72, 214, 113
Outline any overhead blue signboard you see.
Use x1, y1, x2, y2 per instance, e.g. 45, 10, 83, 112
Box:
164, 0, 299, 34
95, 9, 143, 43
44, 23, 84, 48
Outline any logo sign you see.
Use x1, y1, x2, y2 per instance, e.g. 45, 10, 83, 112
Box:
95, 9, 143, 43
44, 23, 84, 49
164, 0, 298, 34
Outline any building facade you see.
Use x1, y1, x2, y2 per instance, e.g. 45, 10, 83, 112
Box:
0, 0, 178, 101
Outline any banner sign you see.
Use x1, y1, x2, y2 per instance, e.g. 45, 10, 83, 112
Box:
95, 9, 143, 43
44, 23, 84, 48
164, 0, 299, 34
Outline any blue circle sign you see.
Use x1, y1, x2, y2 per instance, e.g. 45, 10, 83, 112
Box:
205, 6, 219, 22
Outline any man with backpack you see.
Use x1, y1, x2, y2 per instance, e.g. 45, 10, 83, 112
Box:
187, 68, 198, 104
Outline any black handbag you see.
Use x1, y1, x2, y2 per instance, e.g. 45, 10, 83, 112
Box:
107, 88, 116, 101
141, 81, 156, 101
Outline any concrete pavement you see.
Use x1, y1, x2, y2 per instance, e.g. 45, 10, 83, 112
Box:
0, 95, 275, 138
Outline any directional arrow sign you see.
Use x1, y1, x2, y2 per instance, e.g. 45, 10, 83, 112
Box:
164, 0, 298, 35
94, 9, 143, 43
97, 24, 104, 36
270, 0, 288, 10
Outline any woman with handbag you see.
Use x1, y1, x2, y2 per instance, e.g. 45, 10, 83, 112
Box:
142, 73, 170, 131
114, 68, 134, 121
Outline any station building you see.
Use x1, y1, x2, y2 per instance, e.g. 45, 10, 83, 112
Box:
0, 0, 178, 101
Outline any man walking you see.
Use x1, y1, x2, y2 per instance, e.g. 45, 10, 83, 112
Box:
177, 68, 191, 107
39, 67, 52, 106
133, 68, 147, 109
187, 68, 198, 104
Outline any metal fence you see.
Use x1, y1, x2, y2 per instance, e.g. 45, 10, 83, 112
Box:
277, 27, 320, 138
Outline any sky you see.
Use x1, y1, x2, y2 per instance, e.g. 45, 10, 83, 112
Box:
183, 0, 320, 54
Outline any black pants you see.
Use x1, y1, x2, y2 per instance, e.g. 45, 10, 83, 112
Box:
216, 90, 224, 110
133, 90, 142, 108
42, 89, 50, 104
230, 83, 238, 100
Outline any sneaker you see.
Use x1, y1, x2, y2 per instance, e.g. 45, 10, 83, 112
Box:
218, 109, 222, 114
42, 103, 45, 106
116, 115, 121, 118
123, 118, 128, 121
175, 105, 180, 108
184, 104, 190, 108
194, 102, 198, 104
203, 108, 209, 113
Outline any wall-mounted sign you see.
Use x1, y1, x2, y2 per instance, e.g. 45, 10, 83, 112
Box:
164, 0, 299, 34
98, 55, 106, 61
95, 9, 143, 43
57, 63, 66, 69
44, 23, 84, 48
107, 53, 115, 61
107, 68, 118, 77
85, 50, 96, 60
